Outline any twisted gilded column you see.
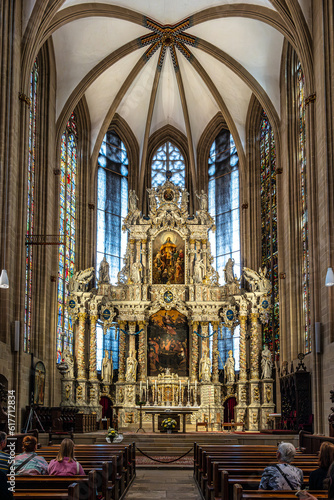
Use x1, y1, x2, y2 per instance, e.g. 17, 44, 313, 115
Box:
250, 312, 260, 380
118, 321, 126, 381
212, 321, 219, 383
89, 314, 98, 380
77, 310, 87, 379
239, 314, 247, 381
191, 321, 199, 382
138, 321, 146, 380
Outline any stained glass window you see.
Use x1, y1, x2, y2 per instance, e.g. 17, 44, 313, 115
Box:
208, 129, 240, 369
96, 323, 119, 372
151, 141, 185, 187
296, 61, 311, 352
96, 129, 128, 284
57, 113, 77, 361
260, 111, 279, 356
24, 61, 38, 353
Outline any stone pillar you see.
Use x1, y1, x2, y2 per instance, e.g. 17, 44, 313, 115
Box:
118, 320, 127, 382
77, 310, 87, 379
212, 321, 219, 383
138, 321, 146, 381
89, 314, 98, 380
239, 314, 247, 382
191, 321, 199, 382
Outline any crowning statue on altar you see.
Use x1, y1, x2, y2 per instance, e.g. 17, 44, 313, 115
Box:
61, 179, 274, 431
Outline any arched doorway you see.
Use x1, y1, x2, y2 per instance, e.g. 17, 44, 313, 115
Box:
223, 396, 237, 423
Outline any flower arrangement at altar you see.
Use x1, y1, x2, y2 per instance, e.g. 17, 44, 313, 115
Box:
161, 418, 177, 431
106, 427, 118, 443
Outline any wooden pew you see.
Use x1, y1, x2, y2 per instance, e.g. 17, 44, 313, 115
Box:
14, 481, 79, 499
233, 484, 327, 500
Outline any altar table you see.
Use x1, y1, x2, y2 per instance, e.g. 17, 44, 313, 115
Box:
144, 407, 196, 433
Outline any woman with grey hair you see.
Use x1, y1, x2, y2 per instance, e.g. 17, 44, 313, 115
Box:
259, 442, 304, 490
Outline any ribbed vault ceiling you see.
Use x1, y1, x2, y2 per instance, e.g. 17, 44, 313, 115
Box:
23, 0, 312, 167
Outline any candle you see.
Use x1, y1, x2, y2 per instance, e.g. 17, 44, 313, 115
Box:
147, 379, 149, 390
140, 381, 142, 396
195, 380, 197, 392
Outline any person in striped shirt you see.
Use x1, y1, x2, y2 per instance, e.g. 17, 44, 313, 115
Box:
0, 432, 9, 473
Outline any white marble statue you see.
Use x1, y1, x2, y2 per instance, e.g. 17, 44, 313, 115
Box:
101, 349, 113, 383
129, 190, 139, 212
181, 189, 189, 210
63, 346, 74, 379
199, 350, 211, 382
224, 350, 235, 383
125, 349, 138, 382
194, 258, 205, 283
224, 257, 236, 284
147, 188, 157, 210
261, 345, 273, 379
99, 257, 110, 284
131, 261, 142, 284
196, 190, 208, 211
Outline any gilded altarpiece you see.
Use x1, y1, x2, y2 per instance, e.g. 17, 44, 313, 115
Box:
60, 181, 274, 431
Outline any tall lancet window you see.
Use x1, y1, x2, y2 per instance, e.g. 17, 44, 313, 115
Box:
24, 61, 38, 353
96, 129, 128, 285
208, 129, 240, 370
296, 61, 311, 352
57, 113, 77, 361
260, 111, 279, 356
151, 141, 185, 187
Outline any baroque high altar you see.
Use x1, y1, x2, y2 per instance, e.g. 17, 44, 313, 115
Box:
59, 180, 275, 431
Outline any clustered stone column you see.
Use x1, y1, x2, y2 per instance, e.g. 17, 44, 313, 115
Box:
118, 320, 126, 382
191, 321, 199, 382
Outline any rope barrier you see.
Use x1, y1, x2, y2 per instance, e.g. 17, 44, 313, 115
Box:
136, 446, 193, 463
193, 329, 216, 339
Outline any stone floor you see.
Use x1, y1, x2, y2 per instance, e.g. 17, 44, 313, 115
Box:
124, 469, 202, 499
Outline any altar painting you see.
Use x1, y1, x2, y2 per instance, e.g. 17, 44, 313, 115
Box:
148, 309, 188, 376
152, 231, 185, 284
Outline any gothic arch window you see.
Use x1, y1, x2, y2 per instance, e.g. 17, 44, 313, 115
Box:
208, 128, 240, 370
24, 61, 38, 353
96, 128, 128, 284
57, 113, 78, 361
260, 111, 279, 356
151, 141, 185, 188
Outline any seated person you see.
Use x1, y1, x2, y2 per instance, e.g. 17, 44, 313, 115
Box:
309, 441, 334, 490
0, 470, 13, 500
14, 435, 48, 475
48, 438, 85, 476
259, 442, 303, 490
0, 432, 9, 473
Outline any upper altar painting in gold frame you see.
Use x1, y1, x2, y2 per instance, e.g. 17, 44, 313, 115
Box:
152, 231, 185, 284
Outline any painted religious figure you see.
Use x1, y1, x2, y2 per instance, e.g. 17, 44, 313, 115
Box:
152, 231, 185, 284
148, 309, 188, 376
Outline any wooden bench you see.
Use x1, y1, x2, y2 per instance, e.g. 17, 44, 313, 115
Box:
233, 485, 327, 500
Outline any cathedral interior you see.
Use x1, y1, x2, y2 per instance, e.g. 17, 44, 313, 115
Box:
1, 0, 334, 441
